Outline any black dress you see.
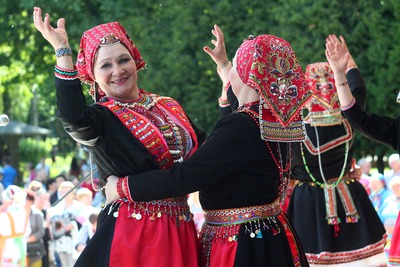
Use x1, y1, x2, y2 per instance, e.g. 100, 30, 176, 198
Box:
286, 69, 387, 265
127, 104, 309, 267
55, 78, 206, 267
342, 83, 400, 266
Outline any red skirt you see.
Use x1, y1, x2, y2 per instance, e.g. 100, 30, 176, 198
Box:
109, 198, 201, 267
389, 211, 400, 266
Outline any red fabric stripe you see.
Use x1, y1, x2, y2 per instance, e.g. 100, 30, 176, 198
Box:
279, 213, 303, 267
207, 239, 238, 267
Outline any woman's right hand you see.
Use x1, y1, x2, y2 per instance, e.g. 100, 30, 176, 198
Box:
33, 7, 69, 50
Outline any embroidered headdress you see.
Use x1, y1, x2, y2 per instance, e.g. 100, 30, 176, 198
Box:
76, 21, 146, 101
234, 35, 312, 141
304, 62, 342, 126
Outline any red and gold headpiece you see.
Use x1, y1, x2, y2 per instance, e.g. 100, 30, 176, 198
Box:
234, 35, 312, 141
76, 22, 146, 101
304, 62, 342, 126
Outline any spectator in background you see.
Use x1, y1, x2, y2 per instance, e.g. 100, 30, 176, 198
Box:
47, 181, 82, 267
385, 153, 400, 191
25, 190, 46, 267
359, 177, 371, 195
0, 182, 3, 205
0, 185, 29, 266
27, 180, 43, 193
69, 157, 81, 182
75, 213, 98, 255
0, 166, 3, 186
49, 174, 67, 205
75, 188, 99, 226
35, 157, 50, 183
380, 176, 400, 255
2, 156, 18, 189
369, 172, 393, 220
34, 190, 51, 267
26, 163, 37, 182
357, 157, 372, 177
45, 178, 57, 197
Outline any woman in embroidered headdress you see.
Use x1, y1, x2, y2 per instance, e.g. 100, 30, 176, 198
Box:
105, 32, 312, 267
33, 7, 206, 267
326, 33, 400, 267
205, 25, 388, 266
285, 60, 387, 266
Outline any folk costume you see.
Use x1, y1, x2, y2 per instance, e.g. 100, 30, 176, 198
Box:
287, 62, 387, 266
55, 22, 206, 267
342, 88, 400, 267
120, 35, 312, 267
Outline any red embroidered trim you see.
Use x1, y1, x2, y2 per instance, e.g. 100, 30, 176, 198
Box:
103, 101, 173, 170
306, 235, 387, 264
303, 119, 353, 155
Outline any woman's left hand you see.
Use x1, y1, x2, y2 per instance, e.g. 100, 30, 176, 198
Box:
105, 175, 119, 204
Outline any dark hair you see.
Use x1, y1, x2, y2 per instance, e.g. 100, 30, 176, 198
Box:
46, 178, 56, 187
88, 213, 99, 224
26, 191, 35, 202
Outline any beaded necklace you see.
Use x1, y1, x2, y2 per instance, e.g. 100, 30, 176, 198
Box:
113, 94, 188, 162
300, 126, 349, 187
113, 93, 158, 110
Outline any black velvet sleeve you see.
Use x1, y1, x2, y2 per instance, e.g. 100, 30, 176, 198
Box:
346, 68, 367, 110
342, 103, 400, 151
342, 68, 400, 151
55, 77, 103, 144
128, 113, 260, 201
218, 85, 239, 119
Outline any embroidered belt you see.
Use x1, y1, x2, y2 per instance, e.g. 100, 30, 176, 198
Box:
201, 199, 282, 267
106, 196, 193, 222
296, 174, 353, 187
204, 198, 281, 226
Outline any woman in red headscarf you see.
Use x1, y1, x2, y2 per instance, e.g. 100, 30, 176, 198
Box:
33, 7, 206, 267
205, 24, 387, 267
326, 33, 400, 267
105, 33, 312, 266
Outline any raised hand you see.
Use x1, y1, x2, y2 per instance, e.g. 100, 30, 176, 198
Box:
203, 24, 229, 67
325, 34, 350, 74
33, 7, 69, 50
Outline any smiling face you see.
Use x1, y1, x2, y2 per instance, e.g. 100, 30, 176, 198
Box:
93, 43, 140, 101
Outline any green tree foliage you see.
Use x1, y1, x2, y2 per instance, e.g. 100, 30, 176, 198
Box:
1, 0, 399, 166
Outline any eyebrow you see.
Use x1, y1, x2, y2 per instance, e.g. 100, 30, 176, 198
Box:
97, 53, 131, 65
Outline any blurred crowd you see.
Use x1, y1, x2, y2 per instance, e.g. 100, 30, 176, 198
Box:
357, 153, 400, 254
0, 155, 104, 267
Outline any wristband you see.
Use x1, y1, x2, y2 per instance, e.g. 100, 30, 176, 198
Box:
340, 97, 356, 111
55, 47, 72, 58
54, 65, 78, 80
218, 97, 230, 107
117, 178, 125, 198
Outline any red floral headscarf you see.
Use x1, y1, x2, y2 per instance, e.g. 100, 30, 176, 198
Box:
76, 22, 146, 101
304, 62, 342, 126
234, 35, 312, 141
